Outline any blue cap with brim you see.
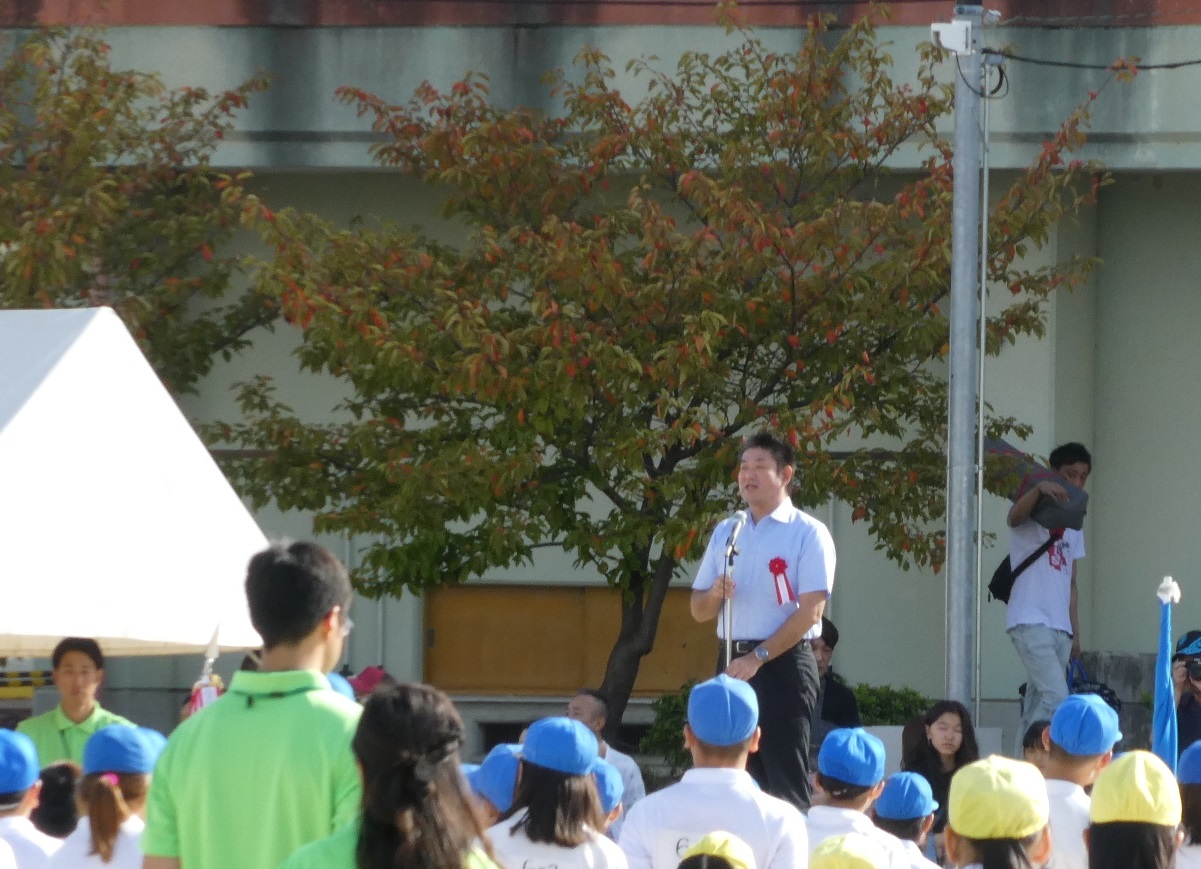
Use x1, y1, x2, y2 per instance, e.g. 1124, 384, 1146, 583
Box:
875, 772, 939, 820
0, 730, 39, 795
1179, 742, 1201, 785
523, 717, 598, 776
83, 726, 167, 776
1050, 694, 1122, 756
688, 675, 759, 747
468, 743, 521, 813
818, 728, 886, 787
592, 757, 624, 814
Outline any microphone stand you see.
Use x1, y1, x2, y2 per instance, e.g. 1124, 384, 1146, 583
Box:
724, 512, 747, 666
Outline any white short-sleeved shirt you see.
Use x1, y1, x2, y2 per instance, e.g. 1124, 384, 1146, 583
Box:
487, 811, 627, 869
603, 746, 646, 841
618, 767, 807, 869
1006, 521, 1085, 633
1045, 779, 1089, 869
899, 838, 940, 869
693, 499, 836, 640
1178, 843, 1201, 869
48, 816, 145, 869
0, 837, 17, 869
806, 806, 910, 869
0, 816, 60, 868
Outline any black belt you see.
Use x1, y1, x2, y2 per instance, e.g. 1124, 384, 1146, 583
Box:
731, 639, 808, 655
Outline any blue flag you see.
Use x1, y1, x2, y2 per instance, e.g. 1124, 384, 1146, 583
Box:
1153, 596, 1178, 771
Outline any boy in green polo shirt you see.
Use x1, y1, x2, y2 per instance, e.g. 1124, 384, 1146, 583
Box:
16, 637, 133, 764
142, 540, 363, 869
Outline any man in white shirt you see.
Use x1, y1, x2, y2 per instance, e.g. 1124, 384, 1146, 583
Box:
618, 675, 808, 869
871, 773, 940, 869
566, 689, 646, 838
807, 728, 909, 869
691, 431, 837, 809
1007, 442, 1091, 746
0, 730, 61, 868
1043, 693, 1119, 869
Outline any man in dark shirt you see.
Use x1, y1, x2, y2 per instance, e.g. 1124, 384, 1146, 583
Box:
1174, 630, 1201, 756
809, 617, 861, 762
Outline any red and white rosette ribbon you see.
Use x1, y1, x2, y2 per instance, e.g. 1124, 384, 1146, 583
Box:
770, 557, 795, 605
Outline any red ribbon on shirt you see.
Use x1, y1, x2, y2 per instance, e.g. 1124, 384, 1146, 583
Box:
769, 557, 795, 605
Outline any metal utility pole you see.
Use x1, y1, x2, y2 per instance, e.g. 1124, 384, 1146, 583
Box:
934, 5, 984, 706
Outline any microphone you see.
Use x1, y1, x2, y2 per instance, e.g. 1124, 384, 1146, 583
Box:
726, 510, 748, 551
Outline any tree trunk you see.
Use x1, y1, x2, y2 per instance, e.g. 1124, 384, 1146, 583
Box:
598, 553, 679, 744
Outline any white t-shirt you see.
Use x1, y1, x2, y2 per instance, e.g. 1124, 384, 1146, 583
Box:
488, 811, 627, 869
0, 836, 18, 869
48, 816, 145, 869
806, 806, 910, 869
1045, 779, 1089, 869
0, 816, 60, 868
899, 838, 940, 869
602, 746, 646, 841
618, 767, 806, 869
693, 499, 836, 640
1006, 521, 1085, 633
1177, 842, 1201, 869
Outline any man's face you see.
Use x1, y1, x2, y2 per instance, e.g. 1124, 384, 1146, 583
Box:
566, 694, 605, 736
52, 651, 102, 710
1056, 461, 1090, 490
738, 447, 793, 512
812, 637, 833, 677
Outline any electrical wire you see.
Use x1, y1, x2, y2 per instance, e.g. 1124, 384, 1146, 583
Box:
986, 48, 1201, 72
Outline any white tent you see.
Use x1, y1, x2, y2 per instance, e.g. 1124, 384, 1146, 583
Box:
0, 307, 264, 656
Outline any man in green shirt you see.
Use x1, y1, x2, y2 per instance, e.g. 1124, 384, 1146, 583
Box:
142, 540, 363, 869
17, 637, 133, 764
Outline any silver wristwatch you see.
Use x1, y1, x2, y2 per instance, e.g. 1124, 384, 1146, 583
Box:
753, 646, 770, 662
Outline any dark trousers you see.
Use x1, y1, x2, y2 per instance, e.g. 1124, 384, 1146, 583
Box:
718, 641, 819, 811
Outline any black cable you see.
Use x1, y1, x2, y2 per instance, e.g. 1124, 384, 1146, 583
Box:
986, 48, 1201, 72
955, 54, 1009, 100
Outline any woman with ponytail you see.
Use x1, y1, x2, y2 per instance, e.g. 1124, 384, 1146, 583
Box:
943, 756, 1052, 869
49, 726, 166, 868
282, 682, 498, 869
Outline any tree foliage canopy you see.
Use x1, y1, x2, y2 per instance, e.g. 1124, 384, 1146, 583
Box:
214, 11, 1102, 721
0, 29, 274, 391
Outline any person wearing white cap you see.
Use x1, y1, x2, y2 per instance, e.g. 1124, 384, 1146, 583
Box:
807, 729, 908, 869
1041, 694, 1120, 869
0, 730, 60, 867
618, 675, 807, 869
48, 725, 166, 869
487, 717, 627, 869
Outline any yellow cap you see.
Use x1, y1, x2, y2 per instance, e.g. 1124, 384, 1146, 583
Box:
1089, 751, 1181, 826
681, 832, 756, 869
809, 833, 891, 869
948, 755, 1049, 839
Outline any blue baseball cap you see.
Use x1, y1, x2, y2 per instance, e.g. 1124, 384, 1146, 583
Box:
875, 772, 939, 820
0, 730, 39, 794
1049, 694, 1122, 756
592, 757, 624, 815
83, 726, 167, 775
1179, 742, 1201, 785
818, 728, 886, 787
1177, 631, 1201, 659
688, 675, 759, 747
468, 743, 521, 813
523, 718, 598, 776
